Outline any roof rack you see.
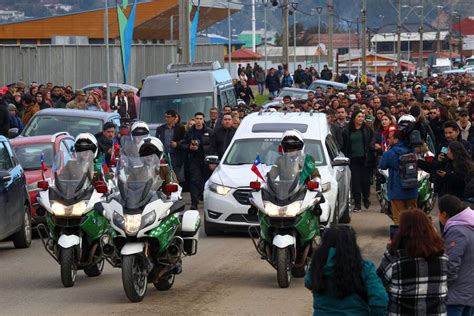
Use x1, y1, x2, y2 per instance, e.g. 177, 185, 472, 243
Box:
167, 61, 222, 73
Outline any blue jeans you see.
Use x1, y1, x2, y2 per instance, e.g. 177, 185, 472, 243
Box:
447, 305, 474, 316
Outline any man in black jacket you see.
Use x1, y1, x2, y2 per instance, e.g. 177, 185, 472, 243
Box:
155, 110, 186, 181
179, 112, 215, 209
265, 68, 281, 98
212, 113, 236, 159
94, 122, 116, 164
0, 101, 9, 137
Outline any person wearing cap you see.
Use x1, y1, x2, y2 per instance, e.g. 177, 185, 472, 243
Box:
457, 110, 474, 144
3, 83, 16, 105
66, 89, 87, 110
21, 95, 39, 126
423, 96, 434, 108
15, 81, 26, 94
458, 91, 470, 108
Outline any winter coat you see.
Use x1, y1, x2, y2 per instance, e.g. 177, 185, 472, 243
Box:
341, 124, 375, 168
379, 141, 418, 201
178, 125, 215, 160
265, 73, 280, 93
304, 248, 388, 316
0, 103, 9, 137
320, 69, 333, 81
211, 126, 236, 158
255, 70, 266, 84
443, 207, 474, 307
281, 75, 294, 88
21, 103, 39, 126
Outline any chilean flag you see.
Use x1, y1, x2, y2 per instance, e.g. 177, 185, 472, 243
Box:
251, 154, 266, 182
40, 152, 47, 180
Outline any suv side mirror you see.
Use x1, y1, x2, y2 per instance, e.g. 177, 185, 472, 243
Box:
205, 155, 220, 165
332, 156, 350, 167
0, 171, 11, 184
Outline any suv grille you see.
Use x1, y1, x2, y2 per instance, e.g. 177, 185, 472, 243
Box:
226, 214, 259, 223
233, 189, 253, 205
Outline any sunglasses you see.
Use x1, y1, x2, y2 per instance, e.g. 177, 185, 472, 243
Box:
429, 112, 437, 115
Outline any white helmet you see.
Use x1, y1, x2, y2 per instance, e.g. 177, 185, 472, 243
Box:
131, 121, 150, 137
138, 136, 164, 159
397, 114, 416, 125
74, 133, 98, 157
280, 129, 304, 153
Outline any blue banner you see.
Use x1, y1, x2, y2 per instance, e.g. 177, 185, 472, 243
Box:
190, 0, 201, 64
117, 0, 138, 83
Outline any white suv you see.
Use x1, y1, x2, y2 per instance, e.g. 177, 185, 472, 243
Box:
203, 112, 352, 235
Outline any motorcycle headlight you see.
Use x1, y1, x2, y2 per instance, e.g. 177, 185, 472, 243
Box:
139, 211, 156, 230
263, 201, 303, 217
51, 201, 87, 216
209, 182, 232, 196
124, 214, 142, 236
113, 211, 125, 231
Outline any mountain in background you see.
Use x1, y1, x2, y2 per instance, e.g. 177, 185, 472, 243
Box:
0, 0, 472, 37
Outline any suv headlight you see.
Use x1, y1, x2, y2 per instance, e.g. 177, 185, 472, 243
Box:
263, 201, 303, 217
209, 182, 232, 196
51, 201, 87, 216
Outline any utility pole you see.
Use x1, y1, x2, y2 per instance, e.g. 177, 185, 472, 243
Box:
348, 21, 352, 75
104, 0, 111, 106
251, 0, 256, 52
361, 0, 367, 79
316, 7, 323, 72
264, 0, 268, 72
179, 0, 190, 63
227, 0, 232, 74
293, 10, 297, 72
396, 0, 401, 72
418, 2, 424, 73
282, 0, 289, 67
170, 15, 174, 41
327, 0, 334, 68
448, 11, 453, 61
436, 5, 442, 55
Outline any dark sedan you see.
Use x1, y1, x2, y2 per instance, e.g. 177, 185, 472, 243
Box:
21, 108, 121, 137
0, 136, 32, 248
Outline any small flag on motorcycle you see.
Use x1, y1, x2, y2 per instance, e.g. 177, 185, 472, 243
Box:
40, 152, 47, 180
300, 154, 316, 184
251, 154, 266, 182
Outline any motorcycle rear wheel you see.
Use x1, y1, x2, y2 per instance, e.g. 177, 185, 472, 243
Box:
276, 247, 291, 288
122, 255, 148, 302
60, 247, 77, 288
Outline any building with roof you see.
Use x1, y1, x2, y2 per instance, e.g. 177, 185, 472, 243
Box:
338, 52, 416, 74
197, 33, 245, 55
237, 29, 277, 48
224, 47, 262, 62
453, 16, 474, 55
0, 0, 240, 45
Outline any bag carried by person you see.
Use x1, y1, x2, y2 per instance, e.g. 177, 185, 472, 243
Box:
399, 153, 418, 189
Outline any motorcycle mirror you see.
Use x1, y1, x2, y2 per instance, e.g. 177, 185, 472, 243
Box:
164, 184, 178, 193
94, 181, 108, 194
306, 180, 319, 191
37, 180, 49, 190
249, 181, 261, 191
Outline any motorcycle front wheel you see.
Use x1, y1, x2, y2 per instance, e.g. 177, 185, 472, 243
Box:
276, 247, 291, 288
60, 247, 77, 288
122, 255, 148, 302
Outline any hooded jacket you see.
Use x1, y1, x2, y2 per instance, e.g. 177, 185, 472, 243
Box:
443, 207, 474, 306
304, 248, 388, 316
379, 141, 418, 200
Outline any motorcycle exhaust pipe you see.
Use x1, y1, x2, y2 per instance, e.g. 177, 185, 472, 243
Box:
168, 244, 180, 256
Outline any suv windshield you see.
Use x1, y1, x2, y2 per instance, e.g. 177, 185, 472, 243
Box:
22, 115, 103, 137
223, 138, 326, 166
14, 143, 54, 170
140, 93, 214, 123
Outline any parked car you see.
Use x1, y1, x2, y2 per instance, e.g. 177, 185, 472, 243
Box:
81, 83, 138, 96
273, 88, 311, 102
10, 132, 75, 224
308, 80, 347, 92
203, 112, 351, 235
0, 136, 32, 248
21, 108, 121, 137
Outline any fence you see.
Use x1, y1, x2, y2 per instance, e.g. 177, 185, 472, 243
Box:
0, 44, 224, 88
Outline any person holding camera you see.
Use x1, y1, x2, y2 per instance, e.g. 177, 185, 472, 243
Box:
179, 112, 215, 209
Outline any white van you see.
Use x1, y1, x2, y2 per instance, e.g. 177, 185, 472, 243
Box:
203, 112, 352, 235
139, 62, 237, 124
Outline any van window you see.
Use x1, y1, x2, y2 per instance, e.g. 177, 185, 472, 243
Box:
219, 90, 228, 107
140, 93, 214, 123
225, 89, 237, 106
0, 142, 13, 170
252, 123, 308, 133
325, 135, 339, 161
224, 138, 326, 166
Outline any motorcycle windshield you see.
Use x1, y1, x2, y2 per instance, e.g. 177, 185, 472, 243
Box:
52, 150, 94, 201
265, 151, 304, 201
117, 154, 163, 210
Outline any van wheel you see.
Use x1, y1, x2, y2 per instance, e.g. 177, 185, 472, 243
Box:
13, 206, 32, 249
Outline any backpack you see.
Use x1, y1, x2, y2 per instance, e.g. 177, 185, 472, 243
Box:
399, 152, 418, 189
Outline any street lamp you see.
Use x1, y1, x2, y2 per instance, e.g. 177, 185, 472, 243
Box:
262, 0, 269, 72
104, 0, 111, 106
315, 6, 323, 72
413, 4, 424, 73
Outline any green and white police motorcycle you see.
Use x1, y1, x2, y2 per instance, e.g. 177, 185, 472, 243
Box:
248, 152, 323, 288
98, 149, 200, 302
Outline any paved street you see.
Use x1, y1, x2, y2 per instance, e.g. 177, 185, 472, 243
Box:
0, 195, 410, 316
